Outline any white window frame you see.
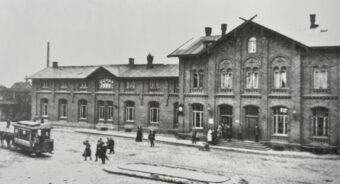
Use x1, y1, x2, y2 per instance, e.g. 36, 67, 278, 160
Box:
150, 107, 160, 124
312, 108, 328, 137
98, 103, 105, 121
59, 100, 68, 119
126, 106, 135, 122
252, 69, 259, 89
192, 110, 203, 129
107, 104, 114, 121
221, 69, 233, 89
79, 101, 87, 119
273, 107, 288, 136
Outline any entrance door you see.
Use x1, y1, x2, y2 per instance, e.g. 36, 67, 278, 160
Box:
245, 117, 258, 140
244, 106, 259, 141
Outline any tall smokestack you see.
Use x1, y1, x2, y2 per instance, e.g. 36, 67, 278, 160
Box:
46, 42, 50, 67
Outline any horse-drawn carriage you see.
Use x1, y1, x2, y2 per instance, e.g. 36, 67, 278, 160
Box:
0, 121, 54, 154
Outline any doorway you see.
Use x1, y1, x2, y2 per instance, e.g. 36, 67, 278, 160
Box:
244, 106, 259, 140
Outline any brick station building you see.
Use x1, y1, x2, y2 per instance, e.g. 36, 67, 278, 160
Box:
30, 15, 340, 148
168, 15, 340, 148
29, 54, 179, 131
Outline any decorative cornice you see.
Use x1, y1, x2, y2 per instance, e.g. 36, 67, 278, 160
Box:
241, 94, 262, 99
303, 95, 338, 100
144, 93, 164, 96
184, 93, 208, 98
119, 92, 139, 96
268, 94, 291, 99
169, 93, 179, 97
215, 94, 235, 98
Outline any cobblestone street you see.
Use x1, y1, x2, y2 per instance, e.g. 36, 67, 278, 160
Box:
0, 128, 339, 184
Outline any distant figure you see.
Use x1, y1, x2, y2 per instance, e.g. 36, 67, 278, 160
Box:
82, 140, 92, 161
226, 125, 232, 142
107, 137, 115, 154
6, 118, 10, 128
217, 124, 222, 138
148, 130, 156, 147
135, 126, 143, 142
191, 129, 197, 144
255, 125, 260, 142
100, 143, 109, 164
207, 128, 212, 144
95, 138, 103, 162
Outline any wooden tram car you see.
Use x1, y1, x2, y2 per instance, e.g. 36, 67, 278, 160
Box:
1, 121, 54, 154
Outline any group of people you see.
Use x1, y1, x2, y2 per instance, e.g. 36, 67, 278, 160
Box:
82, 137, 115, 164
135, 126, 156, 147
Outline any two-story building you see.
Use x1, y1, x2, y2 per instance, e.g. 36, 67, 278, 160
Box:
29, 55, 179, 132
169, 15, 340, 148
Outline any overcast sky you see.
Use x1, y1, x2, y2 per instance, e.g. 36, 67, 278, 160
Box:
0, 0, 339, 87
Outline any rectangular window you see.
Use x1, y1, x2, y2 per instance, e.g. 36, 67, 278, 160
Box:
192, 110, 203, 128
107, 105, 113, 121
60, 103, 67, 118
126, 80, 135, 90
80, 82, 87, 89
43, 103, 48, 117
149, 80, 160, 91
126, 106, 135, 122
80, 105, 87, 119
150, 107, 159, 123
246, 71, 252, 88
60, 82, 67, 90
42, 81, 49, 89
273, 108, 288, 135
98, 105, 105, 120
252, 71, 259, 89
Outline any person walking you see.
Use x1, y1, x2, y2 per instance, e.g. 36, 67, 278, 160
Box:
255, 125, 260, 142
107, 138, 115, 154
100, 143, 109, 164
148, 130, 155, 147
95, 138, 103, 162
82, 140, 92, 161
136, 126, 143, 142
191, 129, 197, 144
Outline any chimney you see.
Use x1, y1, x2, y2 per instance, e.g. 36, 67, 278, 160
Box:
52, 61, 58, 68
221, 24, 227, 35
46, 42, 50, 67
205, 27, 212, 36
128, 58, 134, 66
310, 14, 319, 29
147, 53, 153, 68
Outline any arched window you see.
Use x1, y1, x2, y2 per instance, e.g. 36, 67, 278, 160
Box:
312, 107, 328, 136
40, 98, 48, 117
192, 104, 204, 129
280, 66, 287, 88
252, 68, 259, 89
246, 68, 252, 88
79, 99, 87, 120
97, 100, 105, 120
320, 67, 328, 89
125, 101, 135, 122
221, 69, 233, 89
272, 106, 288, 135
244, 58, 260, 89
273, 67, 280, 88
272, 57, 289, 89
99, 78, 114, 89
149, 101, 160, 124
58, 99, 68, 119
248, 37, 256, 53
106, 101, 114, 121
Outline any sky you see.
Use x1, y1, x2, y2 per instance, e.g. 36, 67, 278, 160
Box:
0, 0, 339, 87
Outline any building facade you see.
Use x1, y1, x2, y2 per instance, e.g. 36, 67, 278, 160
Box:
29, 56, 179, 132
169, 17, 340, 147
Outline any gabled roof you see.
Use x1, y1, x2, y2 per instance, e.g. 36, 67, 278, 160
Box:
168, 17, 340, 58
29, 63, 178, 79
29, 65, 100, 79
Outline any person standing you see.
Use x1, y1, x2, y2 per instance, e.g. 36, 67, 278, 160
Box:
6, 118, 10, 128
136, 126, 143, 142
191, 129, 197, 144
82, 140, 92, 161
108, 138, 115, 154
207, 128, 212, 144
255, 125, 260, 142
95, 138, 103, 162
217, 124, 222, 138
226, 125, 232, 142
148, 130, 155, 147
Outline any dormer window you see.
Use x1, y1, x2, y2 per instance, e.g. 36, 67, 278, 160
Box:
248, 37, 256, 53
99, 78, 114, 89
